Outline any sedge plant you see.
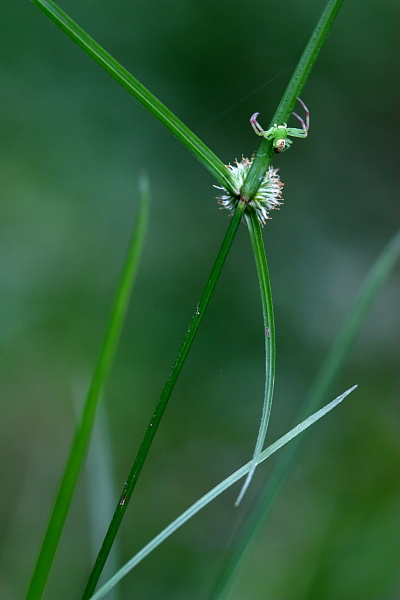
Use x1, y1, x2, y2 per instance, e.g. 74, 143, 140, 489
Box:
24, 1, 389, 599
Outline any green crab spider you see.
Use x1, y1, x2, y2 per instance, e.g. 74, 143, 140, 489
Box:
250, 97, 310, 153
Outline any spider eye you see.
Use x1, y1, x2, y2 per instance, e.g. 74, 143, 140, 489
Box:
274, 139, 286, 153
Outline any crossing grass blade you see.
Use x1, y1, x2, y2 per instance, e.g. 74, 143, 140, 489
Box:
32, 0, 240, 196
25, 177, 150, 600
88, 386, 357, 600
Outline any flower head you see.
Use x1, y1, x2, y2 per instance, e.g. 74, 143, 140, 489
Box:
215, 158, 284, 225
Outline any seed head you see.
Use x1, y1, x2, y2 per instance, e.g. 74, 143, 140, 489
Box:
215, 158, 284, 225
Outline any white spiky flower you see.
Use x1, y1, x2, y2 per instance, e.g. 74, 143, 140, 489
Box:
215, 157, 284, 225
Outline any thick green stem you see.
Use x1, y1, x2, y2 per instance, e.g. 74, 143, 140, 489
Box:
241, 0, 344, 201
81, 201, 246, 599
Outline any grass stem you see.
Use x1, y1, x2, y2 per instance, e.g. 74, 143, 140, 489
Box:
241, 0, 344, 201
81, 201, 247, 599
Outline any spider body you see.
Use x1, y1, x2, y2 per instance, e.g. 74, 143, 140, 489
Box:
250, 97, 310, 153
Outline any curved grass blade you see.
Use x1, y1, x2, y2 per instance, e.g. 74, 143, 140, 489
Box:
235, 209, 275, 505
209, 229, 400, 599
81, 201, 247, 599
241, 0, 345, 201
25, 177, 150, 600
88, 386, 357, 600
32, 0, 239, 196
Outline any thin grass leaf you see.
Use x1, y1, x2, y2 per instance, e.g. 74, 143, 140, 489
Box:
209, 229, 400, 599
81, 201, 247, 599
241, 0, 345, 201
88, 385, 357, 600
25, 178, 150, 600
235, 209, 275, 505
32, 0, 239, 196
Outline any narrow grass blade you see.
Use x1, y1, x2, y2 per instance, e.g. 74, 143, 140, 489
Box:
209, 229, 400, 599
25, 178, 150, 600
235, 209, 275, 505
88, 386, 356, 600
32, 0, 239, 196
241, 0, 344, 201
81, 201, 247, 599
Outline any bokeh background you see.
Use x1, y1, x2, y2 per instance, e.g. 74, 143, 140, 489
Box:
1, 0, 399, 598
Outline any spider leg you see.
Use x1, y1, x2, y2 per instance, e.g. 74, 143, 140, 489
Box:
250, 112, 267, 136
293, 97, 310, 133
292, 112, 308, 134
286, 127, 307, 138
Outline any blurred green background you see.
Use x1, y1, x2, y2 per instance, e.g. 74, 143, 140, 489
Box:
1, 1, 399, 598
